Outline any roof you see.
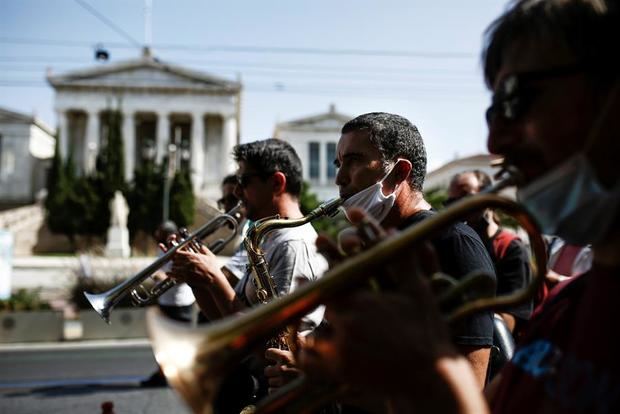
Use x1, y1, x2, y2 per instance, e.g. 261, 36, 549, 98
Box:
47, 49, 241, 94
0, 106, 55, 136
427, 153, 502, 177
275, 104, 352, 134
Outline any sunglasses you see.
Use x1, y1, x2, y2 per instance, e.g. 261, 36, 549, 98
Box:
485, 63, 585, 125
235, 172, 266, 188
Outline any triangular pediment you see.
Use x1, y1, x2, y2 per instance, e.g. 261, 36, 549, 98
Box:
47, 56, 240, 93
277, 107, 352, 132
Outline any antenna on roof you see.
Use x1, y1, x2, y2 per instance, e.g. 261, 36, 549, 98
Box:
144, 0, 153, 55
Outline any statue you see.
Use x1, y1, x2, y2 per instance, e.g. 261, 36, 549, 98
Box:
109, 191, 129, 228
105, 191, 130, 258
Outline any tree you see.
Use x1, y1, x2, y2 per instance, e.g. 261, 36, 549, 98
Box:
46, 154, 80, 248
96, 110, 126, 194
424, 187, 448, 210
45, 129, 62, 210
127, 160, 164, 242
299, 181, 348, 238
169, 168, 195, 229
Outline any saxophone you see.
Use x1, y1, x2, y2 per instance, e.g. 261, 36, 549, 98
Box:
243, 197, 343, 350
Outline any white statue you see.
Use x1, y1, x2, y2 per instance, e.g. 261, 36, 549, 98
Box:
106, 191, 130, 258
109, 191, 129, 228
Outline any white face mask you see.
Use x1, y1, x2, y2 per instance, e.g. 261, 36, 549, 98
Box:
518, 153, 620, 245
517, 80, 620, 246
341, 160, 404, 223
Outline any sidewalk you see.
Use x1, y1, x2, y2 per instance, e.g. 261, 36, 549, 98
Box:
0, 337, 151, 352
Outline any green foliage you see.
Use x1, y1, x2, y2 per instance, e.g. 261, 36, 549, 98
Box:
127, 160, 164, 241
424, 187, 448, 211
169, 168, 195, 228
45, 130, 62, 209
299, 181, 350, 239
0, 289, 51, 311
96, 110, 126, 194
299, 181, 321, 215
46, 155, 80, 245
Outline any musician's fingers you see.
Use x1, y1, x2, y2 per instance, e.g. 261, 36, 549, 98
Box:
316, 235, 345, 266
265, 348, 295, 365
347, 208, 387, 240
158, 243, 168, 253
337, 227, 363, 256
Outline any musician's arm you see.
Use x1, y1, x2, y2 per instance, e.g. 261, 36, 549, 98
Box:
458, 345, 492, 389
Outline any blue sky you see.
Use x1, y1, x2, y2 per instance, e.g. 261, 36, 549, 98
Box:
0, 0, 509, 170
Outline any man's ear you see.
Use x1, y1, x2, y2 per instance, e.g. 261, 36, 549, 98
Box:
396, 159, 412, 183
271, 171, 287, 195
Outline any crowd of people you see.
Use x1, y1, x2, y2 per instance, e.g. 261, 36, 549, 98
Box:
145, 0, 620, 412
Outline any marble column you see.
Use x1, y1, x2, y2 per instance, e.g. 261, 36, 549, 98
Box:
84, 110, 99, 174
319, 141, 327, 186
55, 110, 68, 159
122, 112, 135, 181
191, 112, 205, 193
221, 115, 238, 175
156, 112, 169, 165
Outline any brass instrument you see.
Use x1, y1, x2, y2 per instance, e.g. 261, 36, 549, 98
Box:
146, 175, 547, 414
243, 197, 343, 350
84, 203, 243, 323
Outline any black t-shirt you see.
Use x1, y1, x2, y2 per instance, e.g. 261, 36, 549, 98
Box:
399, 210, 495, 347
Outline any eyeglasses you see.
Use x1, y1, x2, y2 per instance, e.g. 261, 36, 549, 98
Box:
235, 172, 266, 188
485, 63, 585, 125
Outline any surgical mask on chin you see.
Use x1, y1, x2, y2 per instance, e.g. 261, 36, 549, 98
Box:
517, 152, 620, 245
342, 163, 399, 223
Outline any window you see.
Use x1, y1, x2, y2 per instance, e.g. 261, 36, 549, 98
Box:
326, 142, 337, 179
309, 142, 320, 180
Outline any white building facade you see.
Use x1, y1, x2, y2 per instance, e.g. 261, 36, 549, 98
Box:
0, 107, 55, 207
424, 153, 515, 198
275, 105, 351, 201
47, 49, 242, 201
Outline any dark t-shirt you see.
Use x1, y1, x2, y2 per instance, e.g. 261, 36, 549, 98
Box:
400, 210, 495, 347
491, 265, 620, 413
488, 229, 533, 321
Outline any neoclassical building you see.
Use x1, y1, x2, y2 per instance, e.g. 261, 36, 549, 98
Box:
275, 104, 351, 201
47, 48, 242, 201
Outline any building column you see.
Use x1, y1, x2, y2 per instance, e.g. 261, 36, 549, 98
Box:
191, 112, 205, 193
84, 110, 99, 174
123, 111, 135, 181
221, 115, 237, 175
156, 112, 169, 165
56, 110, 68, 159
319, 141, 327, 186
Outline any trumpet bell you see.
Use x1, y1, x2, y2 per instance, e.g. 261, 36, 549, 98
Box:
83, 291, 111, 324
146, 308, 228, 414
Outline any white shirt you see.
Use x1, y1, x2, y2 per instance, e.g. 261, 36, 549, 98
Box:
234, 222, 327, 329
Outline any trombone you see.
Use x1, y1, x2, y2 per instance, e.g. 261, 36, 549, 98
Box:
84, 203, 243, 324
146, 176, 546, 414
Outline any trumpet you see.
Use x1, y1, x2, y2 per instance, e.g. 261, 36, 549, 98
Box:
84, 203, 243, 324
146, 178, 547, 414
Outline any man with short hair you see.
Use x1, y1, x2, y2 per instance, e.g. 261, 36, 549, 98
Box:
266, 113, 496, 391
170, 138, 326, 325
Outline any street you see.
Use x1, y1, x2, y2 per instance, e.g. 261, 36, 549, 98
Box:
0, 341, 190, 414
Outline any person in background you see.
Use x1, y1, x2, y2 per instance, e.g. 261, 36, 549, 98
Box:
141, 220, 196, 387
218, 174, 249, 286
447, 169, 532, 333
